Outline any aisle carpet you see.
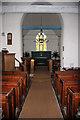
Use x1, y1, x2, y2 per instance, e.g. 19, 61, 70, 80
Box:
19, 66, 63, 119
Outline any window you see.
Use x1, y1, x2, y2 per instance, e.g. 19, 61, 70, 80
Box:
35, 29, 47, 51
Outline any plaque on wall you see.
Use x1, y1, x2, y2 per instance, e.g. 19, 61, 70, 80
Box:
7, 33, 12, 45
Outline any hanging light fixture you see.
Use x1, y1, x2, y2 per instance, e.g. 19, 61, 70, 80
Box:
36, 29, 47, 43
34, 15, 49, 44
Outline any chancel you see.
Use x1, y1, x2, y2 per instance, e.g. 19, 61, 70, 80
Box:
0, 1, 80, 120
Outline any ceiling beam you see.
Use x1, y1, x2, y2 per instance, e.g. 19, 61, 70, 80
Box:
1, 4, 78, 13
22, 26, 62, 30
1, 0, 80, 2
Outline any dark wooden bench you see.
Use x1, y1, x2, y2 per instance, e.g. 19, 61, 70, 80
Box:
2, 78, 23, 105
60, 78, 80, 117
53, 71, 80, 95
67, 87, 80, 120
2, 71, 30, 89
2, 74, 27, 97
0, 80, 21, 114
21, 57, 31, 73
0, 88, 15, 120
54, 71, 80, 84
57, 76, 79, 99
55, 75, 78, 96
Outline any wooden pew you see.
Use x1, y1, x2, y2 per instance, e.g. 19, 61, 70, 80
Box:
67, 87, 80, 120
0, 80, 21, 114
55, 75, 77, 96
54, 71, 80, 84
53, 71, 80, 95
2, 74, 27, 97
54, 70, 80, 82
56, 76, 79, 99
2, 78, 23, 105
21, 57, 31, 73
60, 78, 80, 117
0, 88, 15, 120
2, 71, 30, 89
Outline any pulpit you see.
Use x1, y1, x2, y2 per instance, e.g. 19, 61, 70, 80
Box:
2, 53, 15, 71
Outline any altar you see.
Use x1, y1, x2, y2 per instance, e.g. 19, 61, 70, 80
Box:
31, 51, 51, 66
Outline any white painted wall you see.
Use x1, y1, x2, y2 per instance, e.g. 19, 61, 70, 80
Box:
23, 30, 59, 56
2, 13, 23, 66
61, 13, 78, 67
0, 14, 2, 51
1, 12, 78, 68
78, 12, 80, 67
47, 36, 58, 52
0, 14, 2, 73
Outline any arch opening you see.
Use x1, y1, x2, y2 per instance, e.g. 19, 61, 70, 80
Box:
21, 13, 64, 69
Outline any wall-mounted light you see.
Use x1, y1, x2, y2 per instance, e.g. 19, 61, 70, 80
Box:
2, 32, 5, 36
63, 46, 64, 51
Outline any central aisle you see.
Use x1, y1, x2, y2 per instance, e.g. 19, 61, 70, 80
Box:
19, 66, 63, 119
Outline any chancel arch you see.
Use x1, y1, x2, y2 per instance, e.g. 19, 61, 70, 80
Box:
21, 13, 63, 68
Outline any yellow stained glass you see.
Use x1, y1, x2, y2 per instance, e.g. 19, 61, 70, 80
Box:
36, 42, 39, 51
40, 44, 43, 51
43, 41, 46, 51
36, 31, 47, 51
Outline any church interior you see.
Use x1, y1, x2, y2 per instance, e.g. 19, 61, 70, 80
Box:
0, 1, 80, 120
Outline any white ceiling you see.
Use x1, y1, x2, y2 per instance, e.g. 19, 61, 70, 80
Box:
2, 2, 78, 6
1, 1, 78, 13
1, 0, 80, 3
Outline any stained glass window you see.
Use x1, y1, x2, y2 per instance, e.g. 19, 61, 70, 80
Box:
35, 30, 48, 51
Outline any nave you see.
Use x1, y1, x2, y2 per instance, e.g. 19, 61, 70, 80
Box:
0, 1, 80, 120
1, 51, 80, 120
19, 66, 63, 119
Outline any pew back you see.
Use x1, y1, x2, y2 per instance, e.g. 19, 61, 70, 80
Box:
2, 71, 29, 88
1, 81, 20, 110
67, 87, 80, 120
60, 79, 80, 108
0, 88, 15, 120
